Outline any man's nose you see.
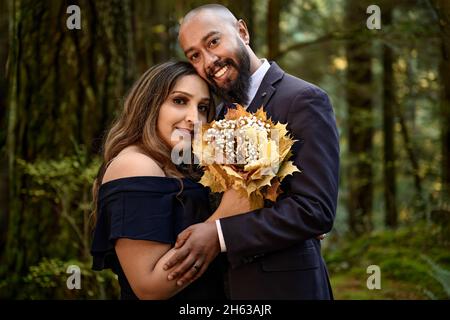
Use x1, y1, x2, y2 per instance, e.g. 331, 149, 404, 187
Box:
204, 51, 219, 73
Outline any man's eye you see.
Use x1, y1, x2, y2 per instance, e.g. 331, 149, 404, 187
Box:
209, 38, 220, 48
173, 98, 186, 105
190, 53, 199, 62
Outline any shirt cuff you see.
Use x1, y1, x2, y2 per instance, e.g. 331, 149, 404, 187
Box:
215, 219, 227, 252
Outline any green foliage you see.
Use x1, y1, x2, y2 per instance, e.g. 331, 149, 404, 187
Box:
324, 222, 450, 299
17, 144, 100, 202
0, 145, 103, 298
0, 258, 119, 299
16, 145, 101, 259
421, 255, 450, 298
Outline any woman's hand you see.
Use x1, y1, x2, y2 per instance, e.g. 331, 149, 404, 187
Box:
207, 189, 252, 221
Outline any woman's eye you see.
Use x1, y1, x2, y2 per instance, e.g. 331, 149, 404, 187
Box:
198, 105, 209, 113
173, 98, 186, 105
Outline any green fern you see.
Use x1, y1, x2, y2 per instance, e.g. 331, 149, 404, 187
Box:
421, 254, 450, 298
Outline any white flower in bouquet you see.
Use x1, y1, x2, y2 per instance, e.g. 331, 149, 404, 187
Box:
193, 104, 300, 210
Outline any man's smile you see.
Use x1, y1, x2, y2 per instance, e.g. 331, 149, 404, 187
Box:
214, 65, 229, 79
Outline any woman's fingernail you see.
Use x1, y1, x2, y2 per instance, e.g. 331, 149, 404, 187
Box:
168, 275, 173, 280
177, 280, 183, 286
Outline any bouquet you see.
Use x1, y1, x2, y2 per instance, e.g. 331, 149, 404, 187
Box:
193, 104, 300, 210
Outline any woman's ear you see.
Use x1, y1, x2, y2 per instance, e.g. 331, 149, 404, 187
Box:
237, 19, 250, 45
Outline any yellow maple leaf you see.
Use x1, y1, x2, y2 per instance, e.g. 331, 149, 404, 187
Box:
277, 161, 301, 182
224, 104, 249, 120
264, 178, 282, 202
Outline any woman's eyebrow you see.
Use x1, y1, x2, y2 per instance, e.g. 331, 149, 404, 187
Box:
171, 90, 193, 97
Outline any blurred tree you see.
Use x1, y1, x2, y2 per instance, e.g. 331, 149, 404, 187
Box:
382, 4, 398, 228
131, 1, 178, 73
267, 0, 280, 60
2, 0, 135, 295
431, 0, 450, 197
345, 0, 374, 235
0, 0, 9, 255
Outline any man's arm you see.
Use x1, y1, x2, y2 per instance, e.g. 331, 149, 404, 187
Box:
221, 87, 339, 267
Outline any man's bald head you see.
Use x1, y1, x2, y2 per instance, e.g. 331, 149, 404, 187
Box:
181, 4, 238, 29
178, 5, 261, 105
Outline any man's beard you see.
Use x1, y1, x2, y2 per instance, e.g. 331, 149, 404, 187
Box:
207, 43, 251, 106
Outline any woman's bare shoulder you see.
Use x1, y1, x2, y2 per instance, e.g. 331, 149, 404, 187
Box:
102, 147, 165, 184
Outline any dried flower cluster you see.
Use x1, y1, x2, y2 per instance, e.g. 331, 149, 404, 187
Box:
193, 105, 300, 209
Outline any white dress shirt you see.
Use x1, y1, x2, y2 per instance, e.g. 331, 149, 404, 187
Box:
215, 59, 271, 252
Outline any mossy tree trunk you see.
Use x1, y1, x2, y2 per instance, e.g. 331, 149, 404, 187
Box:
0, 0, 10, 255
346, 0, 374, 235
2, 0, 135, 294
382, 6, 398, 228
431, 0, 450, 197
267, 0, 280, 60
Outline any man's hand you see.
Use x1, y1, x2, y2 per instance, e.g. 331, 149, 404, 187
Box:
163, 221, 220, 286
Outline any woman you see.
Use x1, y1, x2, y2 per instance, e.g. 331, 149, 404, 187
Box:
90, 61, 249, 300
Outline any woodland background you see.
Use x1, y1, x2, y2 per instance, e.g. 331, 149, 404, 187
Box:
0, 0, 449, 299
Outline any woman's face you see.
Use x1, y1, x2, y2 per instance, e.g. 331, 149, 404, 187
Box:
157, 74, 211, 149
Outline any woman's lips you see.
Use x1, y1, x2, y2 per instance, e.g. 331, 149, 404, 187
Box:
174, 127, 193, 136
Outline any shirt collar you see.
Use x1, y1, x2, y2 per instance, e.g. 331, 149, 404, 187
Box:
247, 59, 271, 106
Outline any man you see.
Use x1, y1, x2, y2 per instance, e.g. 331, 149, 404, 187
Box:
163, 4, 339, 299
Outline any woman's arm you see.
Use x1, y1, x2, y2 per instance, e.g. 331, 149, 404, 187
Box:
115, 239, 189, 299
103, 149, 191, 299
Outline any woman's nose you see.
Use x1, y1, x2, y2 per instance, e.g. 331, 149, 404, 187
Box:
185, 104, 199, 123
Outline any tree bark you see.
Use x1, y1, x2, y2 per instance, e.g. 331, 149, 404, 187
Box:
0, 0, 9, 255
267, 0, 280, 60
346, 0, 374, 235
2, 0, 135, 293
382, 7, 398, 228
431, 0, 450, 196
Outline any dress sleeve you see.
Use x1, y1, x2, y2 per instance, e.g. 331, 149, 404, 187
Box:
91, 190, 176, 270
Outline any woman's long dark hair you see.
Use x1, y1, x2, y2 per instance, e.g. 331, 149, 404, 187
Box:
91, 61, 215, 225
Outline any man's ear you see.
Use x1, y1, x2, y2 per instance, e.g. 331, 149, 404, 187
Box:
237, 19, 250, 45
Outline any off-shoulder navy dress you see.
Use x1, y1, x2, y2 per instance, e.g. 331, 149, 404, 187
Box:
90, 176, 226, 300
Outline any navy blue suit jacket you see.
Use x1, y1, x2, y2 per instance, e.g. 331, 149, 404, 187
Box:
216, 62, 339, 299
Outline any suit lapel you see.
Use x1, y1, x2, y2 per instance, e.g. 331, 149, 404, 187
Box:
215, 102, 226, 120
247, 61, 284, 113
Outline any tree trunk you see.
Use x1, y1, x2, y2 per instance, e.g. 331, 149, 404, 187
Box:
2, 0, 134, 294
267, 0, 280, 60
147, 0, 175, 64
0, 0, 9, 255
382, 7, 398, 228
346, 0, 374, 235
432, 0, 450, 196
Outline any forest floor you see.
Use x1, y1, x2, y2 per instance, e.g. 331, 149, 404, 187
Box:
331, 274, 428, 299
324, 221, 450, 300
